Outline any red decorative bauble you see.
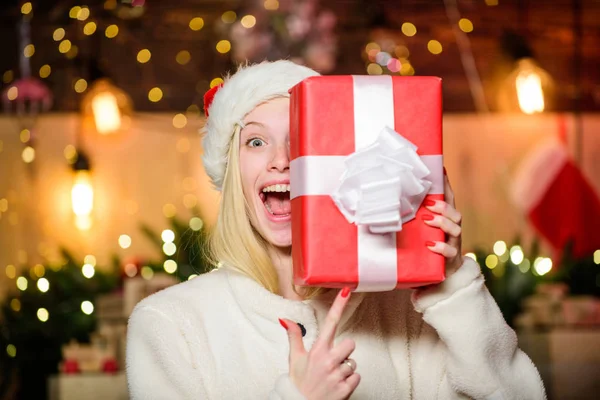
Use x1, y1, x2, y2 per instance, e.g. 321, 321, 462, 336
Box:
63, 359, 80, 374
102, 358, 119, 374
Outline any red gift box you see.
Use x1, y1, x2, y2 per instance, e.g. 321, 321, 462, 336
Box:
290, 75, 445, 291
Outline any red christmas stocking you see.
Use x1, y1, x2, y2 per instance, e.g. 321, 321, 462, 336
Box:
512, 140, 600, 259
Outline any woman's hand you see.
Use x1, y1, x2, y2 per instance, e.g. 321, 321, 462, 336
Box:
423, 169, 463, 277
280, 288, 360, 400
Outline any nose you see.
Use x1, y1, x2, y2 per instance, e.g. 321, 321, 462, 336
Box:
267, 142, 290, 172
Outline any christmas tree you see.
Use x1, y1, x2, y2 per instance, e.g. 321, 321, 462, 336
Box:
0, 213, 213, 399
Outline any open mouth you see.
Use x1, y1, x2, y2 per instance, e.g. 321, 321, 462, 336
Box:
259, 183, 291, 219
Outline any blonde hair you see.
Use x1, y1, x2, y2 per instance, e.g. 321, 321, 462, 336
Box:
208, 125, 322, 299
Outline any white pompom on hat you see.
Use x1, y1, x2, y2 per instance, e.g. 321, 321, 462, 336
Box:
201, 60, 319, 190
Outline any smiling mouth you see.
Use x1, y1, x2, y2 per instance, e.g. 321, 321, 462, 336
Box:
259, 183, 291, 217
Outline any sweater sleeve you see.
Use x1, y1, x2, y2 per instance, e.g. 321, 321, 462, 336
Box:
126, 305, 210, 400
268, 374, 307, 400
411, 257, 546, 400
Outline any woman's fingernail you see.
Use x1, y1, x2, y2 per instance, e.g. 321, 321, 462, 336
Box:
443, 167, 447, 175
424, 199, 436, 207
341, 287, 351, 298
422, 214, 434, 221
425, 241, 436, 247
279, 318, 288, 330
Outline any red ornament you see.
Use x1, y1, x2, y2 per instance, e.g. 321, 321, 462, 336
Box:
102, 358, 119, 374
63, 359, 80, 374
203, 83, 223, 117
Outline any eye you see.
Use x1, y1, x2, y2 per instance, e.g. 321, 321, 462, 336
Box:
247, 138, 266, 148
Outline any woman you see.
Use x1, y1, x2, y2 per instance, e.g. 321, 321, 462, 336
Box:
126, 61, 545, 399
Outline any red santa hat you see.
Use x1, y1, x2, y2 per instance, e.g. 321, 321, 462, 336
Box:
201, 60, 319, 190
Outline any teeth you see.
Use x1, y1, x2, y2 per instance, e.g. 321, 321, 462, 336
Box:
262, 184, 290, 193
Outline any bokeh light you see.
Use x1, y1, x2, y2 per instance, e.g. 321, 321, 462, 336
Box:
22, 147, 35, 163
7, 86, 18, 100
401, 23, 417, 37
37, 308, 49, 322
105, 25, 119, 39
137, 49, 151, 63
84, 255, 97, 266
21, 2, 32, 15
16, 277, 28, 291
141, 266, 154, 280
264, 0, 279, 10
39, 64, 51, 78
485, 254, 499, 269
161, 229, 175, 243
148, 87, 163, 102
5, 264, 16, 279
74, 78, 88, 93
23, 44, 35, 58
189, 17, 204, 31
82, 264, 95, 278
81, 301, 94, 315
427, 40, 443, 55
163, 260, 177, 274
241, 15, 256, 28
162, 203, 177, 218
459, 18, 474, 33
216, 40, 231, 54
221, 11, 236, 24
493, 240, 507, 256
189, 217, 203, 231
53, 28, 65, 41
59, 40, 72, 54
534, 257, 553, 276
367, 63, 383, 75
118, 234, 132, 249
210, 77, 224, 88
37, 278, 49, 293
84, 22, 97, 36
172, 113, 187, 128
509, 246, 524, 265
163, 242, 176, 256
176, 50, 191, 65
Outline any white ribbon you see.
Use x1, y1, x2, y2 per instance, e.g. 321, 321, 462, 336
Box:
331, 126, 433, 234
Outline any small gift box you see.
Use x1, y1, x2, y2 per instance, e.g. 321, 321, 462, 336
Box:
290, 75, 445, 291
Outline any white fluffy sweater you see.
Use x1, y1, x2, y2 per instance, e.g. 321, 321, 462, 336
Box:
126, 258, 546, 399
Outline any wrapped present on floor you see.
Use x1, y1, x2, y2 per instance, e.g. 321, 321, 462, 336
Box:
290, 75, 445, 292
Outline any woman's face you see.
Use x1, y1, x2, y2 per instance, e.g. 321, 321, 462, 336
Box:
239, 98, 292, 248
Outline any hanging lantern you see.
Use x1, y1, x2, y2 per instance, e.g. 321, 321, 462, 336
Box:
81, 78, 132, 135
71, 151, 94, 230
497, 30, 554, 114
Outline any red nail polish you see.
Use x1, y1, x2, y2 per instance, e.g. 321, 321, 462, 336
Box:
422, 214, 434, 221
443, 167, 447, 175
341, 287, 351, 298
424, 199, 436, 207
279, 318, 288, 330
425, 241, 436, 247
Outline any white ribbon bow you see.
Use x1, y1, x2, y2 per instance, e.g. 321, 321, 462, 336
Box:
331, 127, 433, 234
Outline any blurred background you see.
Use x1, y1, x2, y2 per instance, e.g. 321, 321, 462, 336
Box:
0, 0, 599, 399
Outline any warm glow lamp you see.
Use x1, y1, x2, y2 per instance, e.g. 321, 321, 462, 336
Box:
81, 78, 132, 135
510, 58, 553, 115
497, 31, 554, 114
71, 151, 93, 230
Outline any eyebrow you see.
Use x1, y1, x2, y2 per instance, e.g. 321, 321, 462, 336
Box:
245, 120, 268, 128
